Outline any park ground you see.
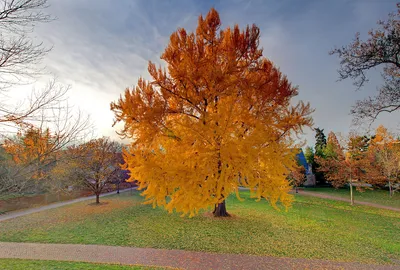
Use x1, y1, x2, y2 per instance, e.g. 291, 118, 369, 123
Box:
301, 187, 400, 208
0, 189, 399, 269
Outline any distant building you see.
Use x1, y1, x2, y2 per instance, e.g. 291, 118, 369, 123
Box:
296, 149, 309, 173
296, 148, 316, 186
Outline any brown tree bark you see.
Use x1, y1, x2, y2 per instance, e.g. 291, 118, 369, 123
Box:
389, 181, 393, 197
96, 193, 100, 204
213, 200, 230, 217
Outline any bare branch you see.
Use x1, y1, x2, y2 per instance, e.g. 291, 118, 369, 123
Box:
331, 3, 400, 124
0, 0, 53, 88
351, 76, 400, 125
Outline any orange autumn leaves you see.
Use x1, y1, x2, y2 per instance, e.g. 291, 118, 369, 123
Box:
369, 126, 400, 196
3, 126, 57, 180
111, 8, 313, 217
317, 126, 400, 196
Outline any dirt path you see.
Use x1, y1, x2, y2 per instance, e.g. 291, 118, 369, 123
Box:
297, 190, 400, 212
0, 187, 136, 222
0, 242, 398, 270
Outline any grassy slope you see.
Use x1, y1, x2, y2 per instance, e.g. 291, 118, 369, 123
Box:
0, 259, 163, 270
0, 191, 399, 264
302, 187, 400, 208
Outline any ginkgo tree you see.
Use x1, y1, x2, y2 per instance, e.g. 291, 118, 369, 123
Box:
111, 8, 313, 217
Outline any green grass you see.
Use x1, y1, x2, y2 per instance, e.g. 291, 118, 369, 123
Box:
0, 259, 164, 269
0, 191, 399, 265
303, 187, 400, 208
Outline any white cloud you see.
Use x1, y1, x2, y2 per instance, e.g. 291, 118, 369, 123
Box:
14, 0, 399, 146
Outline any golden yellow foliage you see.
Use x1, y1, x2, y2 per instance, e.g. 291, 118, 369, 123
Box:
111, 8, 313, 217
3, 126, 56, 179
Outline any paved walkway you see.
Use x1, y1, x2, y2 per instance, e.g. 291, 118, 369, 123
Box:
0, 242, 398, 270
297, 190, 400, 212
0, 187, 136, 222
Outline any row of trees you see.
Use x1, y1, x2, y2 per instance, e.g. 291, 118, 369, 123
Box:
0, 124, 127, 204
0, 0, 131, 205
305, 126, 399, 204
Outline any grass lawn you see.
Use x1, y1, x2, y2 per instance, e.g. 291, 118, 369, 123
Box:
0, 259, 164, 269
302, 187, 400, 208
0, 191, 399, 265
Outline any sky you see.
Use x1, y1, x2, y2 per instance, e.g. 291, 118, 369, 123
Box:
22, 0, 400, 147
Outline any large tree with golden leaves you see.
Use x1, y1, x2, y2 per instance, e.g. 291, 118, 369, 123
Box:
111, 8, 313, 217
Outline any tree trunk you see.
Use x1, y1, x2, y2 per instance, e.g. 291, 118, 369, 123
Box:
96, 193, 100, 204
295, 186, 298, 193
349, 182, 354, 206
117, 182, 120, 194
213, 200, 230, 217
389, 181, 393, 197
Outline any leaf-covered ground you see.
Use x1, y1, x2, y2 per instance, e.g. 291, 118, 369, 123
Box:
303, 187, 400, 208
0, 191, 398, 265
0, 259, 164, 270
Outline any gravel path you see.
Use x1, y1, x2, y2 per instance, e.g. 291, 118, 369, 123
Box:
297, 190, 400, 212
0, 242, 398, 270
0, 187, 136, 222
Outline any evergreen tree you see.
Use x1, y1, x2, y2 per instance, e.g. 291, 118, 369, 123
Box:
314, 128, 327, 185
315, 128, 327, 157
304, 146, 315, 166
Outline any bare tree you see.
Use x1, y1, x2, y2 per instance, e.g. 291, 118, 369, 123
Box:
0, 1, 97, 198
330, 3, 400, 124
1, 97, 93, 195
0, 1, 68, 131
0, 158, 34, 194
110, 143, 127, 194
69, 138, 121, 204
0, 80, 68, 132
0, 0, 52, 87
351, 78, 400, 124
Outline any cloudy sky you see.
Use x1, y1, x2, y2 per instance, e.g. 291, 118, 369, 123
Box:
28, 0, 399, 146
